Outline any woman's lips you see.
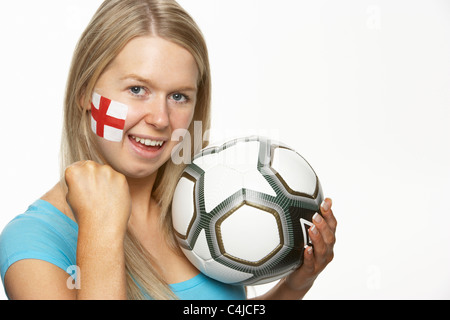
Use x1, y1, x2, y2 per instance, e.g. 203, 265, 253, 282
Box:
128, 135, 167, 159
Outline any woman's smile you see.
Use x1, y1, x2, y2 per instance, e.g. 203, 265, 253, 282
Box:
127, 134, 168, 160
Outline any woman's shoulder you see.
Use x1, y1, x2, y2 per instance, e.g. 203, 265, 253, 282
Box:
0, 198, 78, 283
1, 199, 78, 237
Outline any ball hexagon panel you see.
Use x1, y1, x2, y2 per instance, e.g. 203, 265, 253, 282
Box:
218, 202, 282, 264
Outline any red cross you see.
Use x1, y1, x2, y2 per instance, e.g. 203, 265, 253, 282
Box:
91, 96, 126, 138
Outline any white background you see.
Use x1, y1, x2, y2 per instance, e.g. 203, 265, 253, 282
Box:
0, 0, 449, 300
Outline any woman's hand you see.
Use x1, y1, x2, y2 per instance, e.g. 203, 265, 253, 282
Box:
64, 160, 132, 237
284, 198, 337, 293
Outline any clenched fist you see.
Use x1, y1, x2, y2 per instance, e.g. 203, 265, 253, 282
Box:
64, 161, 132, 237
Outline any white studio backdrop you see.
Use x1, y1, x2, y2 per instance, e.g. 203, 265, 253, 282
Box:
0, 0, 449, 300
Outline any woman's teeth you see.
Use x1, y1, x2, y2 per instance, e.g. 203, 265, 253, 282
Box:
131, 136, 164, 147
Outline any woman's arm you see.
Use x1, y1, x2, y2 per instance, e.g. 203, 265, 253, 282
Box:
65, 161, 131, 300
254, 198, 337, 300
75, 222, 127, 299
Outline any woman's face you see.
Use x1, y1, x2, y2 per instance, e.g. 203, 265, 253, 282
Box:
91, 36, 198, 179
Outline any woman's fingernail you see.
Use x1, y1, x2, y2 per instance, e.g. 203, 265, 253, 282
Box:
313, 212, 322, 224
304, 245, 313, 255
321, 200, 330, 212
310, 224, 318, 235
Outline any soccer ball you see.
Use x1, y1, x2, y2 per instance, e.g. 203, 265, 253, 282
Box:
171, 136, 323, 285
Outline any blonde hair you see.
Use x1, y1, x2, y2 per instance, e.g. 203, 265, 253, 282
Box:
61, 0, 211, 299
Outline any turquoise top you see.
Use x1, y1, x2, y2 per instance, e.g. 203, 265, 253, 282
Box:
0, 200, 246, 300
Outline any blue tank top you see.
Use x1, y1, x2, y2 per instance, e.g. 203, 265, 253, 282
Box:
0, 200, 246, 300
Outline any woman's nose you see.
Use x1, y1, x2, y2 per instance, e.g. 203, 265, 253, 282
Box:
143, 95, 170, 129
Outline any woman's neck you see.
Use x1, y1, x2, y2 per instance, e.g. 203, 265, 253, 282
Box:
126, 173, 159, 230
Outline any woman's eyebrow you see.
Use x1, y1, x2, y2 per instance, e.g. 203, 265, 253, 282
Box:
120, 74, 151, 84
120, 74, 198, 92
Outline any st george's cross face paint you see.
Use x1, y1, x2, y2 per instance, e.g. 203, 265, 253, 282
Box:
91, 92, 129, 142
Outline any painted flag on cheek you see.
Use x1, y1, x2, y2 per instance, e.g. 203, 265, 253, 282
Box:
91, 92, 129, 142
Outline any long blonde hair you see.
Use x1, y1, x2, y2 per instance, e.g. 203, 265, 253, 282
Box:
61, 0, 211, 299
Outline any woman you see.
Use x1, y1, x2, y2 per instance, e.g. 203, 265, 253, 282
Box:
0, 0, 336, 300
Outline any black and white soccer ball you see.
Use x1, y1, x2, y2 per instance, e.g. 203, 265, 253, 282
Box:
171, 136, 323, 285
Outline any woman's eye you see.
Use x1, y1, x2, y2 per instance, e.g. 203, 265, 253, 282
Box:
171, 93, 188, 103
129, 86, 146, 96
